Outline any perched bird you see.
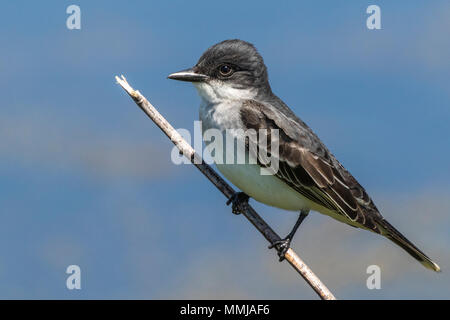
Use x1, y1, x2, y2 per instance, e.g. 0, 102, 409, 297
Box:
168, 39, 440, 272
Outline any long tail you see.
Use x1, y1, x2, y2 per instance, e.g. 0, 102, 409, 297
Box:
376, 218, 440, 272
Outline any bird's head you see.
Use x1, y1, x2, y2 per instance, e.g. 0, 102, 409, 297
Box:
168, 39, 271, 103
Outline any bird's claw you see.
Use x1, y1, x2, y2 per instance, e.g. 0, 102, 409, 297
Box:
226, 192, 249, 215
268, 238, 291, 262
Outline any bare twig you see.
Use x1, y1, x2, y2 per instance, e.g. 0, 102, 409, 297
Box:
115, 75, 336, 300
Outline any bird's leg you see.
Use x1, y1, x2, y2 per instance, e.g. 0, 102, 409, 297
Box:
226, 192, 250, 215
269, 210, 309, 261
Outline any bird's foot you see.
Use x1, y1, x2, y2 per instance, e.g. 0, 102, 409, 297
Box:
226, 192, 249, 215
268, 238, 291, 262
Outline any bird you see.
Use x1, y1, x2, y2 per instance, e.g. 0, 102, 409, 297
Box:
168, 39, 440, 272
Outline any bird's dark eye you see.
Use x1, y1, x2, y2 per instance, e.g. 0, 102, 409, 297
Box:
218, 64, 233, 77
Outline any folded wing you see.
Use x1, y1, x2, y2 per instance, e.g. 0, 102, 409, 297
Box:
240, 99, 382, 231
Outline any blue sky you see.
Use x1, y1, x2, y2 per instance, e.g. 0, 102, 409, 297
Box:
0, 1, 449, 299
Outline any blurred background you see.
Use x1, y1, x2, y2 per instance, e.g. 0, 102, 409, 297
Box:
0, 1, 449, 299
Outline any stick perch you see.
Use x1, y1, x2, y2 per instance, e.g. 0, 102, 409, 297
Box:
115, 75, 336, 300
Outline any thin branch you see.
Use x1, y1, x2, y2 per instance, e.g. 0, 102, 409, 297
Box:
115, 75, 337, 300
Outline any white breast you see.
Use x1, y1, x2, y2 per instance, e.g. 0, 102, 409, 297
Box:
194, 81, 331, 213
217, 158, 316, 212
192, 82, 360, 226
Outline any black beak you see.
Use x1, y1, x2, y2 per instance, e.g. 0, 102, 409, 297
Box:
167, 67, 208, 82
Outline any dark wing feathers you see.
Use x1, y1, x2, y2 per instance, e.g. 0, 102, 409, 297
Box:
240, 99, 442, 271
240, 99, 382, 232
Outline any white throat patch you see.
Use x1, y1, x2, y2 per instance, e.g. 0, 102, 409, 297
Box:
194, 80, 257, 104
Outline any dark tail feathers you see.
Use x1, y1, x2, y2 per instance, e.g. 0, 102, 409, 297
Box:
376, 219, 440, 272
